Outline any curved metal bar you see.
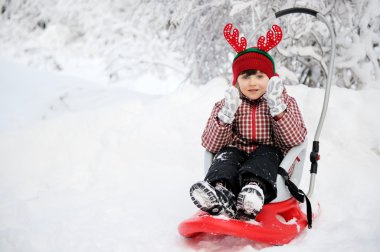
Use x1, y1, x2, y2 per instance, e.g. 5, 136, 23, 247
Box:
314, 13, 335, 142
275, 7, 318, 18
249, 8, 336, 198
307, 13, 335, 197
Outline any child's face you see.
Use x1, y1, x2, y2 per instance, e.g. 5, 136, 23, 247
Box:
237, 70, 269, 100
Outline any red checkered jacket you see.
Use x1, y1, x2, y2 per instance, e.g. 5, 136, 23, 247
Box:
202, 88, 307, 155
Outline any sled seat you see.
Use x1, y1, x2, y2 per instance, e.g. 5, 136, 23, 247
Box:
203, 138, 307, 202
178, 139, 310, 245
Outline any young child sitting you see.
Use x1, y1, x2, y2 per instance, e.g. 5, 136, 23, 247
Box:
190, 24, 307, 219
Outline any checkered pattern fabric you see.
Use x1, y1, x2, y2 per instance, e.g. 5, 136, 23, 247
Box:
202, 88, 307, 155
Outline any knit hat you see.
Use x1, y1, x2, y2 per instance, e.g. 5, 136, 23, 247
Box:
224, 23, 282, 85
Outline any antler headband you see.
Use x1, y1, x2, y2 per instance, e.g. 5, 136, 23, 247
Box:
224, 23, 283, 53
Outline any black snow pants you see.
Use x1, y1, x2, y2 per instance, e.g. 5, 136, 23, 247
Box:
204, 145, 282, 203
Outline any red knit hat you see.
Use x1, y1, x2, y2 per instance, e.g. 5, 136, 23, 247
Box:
224, 23, 282, 85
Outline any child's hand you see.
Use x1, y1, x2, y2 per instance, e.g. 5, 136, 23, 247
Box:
218, 86, 242, 124
265, 76, 287, 117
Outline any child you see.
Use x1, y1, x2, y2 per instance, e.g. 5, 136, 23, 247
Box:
190, 24, 307, 219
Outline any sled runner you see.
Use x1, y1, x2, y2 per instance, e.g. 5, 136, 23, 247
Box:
178, 7, 335, 245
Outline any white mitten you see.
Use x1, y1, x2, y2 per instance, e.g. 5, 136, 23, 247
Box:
265, 76, 287, 117
218, 87, 242, 124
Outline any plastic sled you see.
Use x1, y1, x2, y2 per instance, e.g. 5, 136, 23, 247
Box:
179, 198, 309, 245
179, 7, 335, 246
179, 139, 309, 246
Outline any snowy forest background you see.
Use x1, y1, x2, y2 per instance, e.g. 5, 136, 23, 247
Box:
1, 1, 380, 251
1, 0, 380, 91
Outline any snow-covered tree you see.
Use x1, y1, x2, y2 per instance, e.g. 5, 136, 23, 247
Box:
169, 0, 380, 89
1, 0, 379, 89
0, 0, 177, 82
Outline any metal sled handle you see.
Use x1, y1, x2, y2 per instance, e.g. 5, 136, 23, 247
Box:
275, 8, 318, 18
250, 8, 336, 197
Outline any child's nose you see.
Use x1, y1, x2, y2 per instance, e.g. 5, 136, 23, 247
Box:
249, 77, 256, 85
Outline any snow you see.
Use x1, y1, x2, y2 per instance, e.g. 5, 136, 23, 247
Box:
1, 57, 380, 252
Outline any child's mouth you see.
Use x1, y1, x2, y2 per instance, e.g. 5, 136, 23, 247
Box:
248, 89, 258, 92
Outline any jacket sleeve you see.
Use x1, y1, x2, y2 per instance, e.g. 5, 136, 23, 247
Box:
272, 89, 307, 148
201, 100, 234, 154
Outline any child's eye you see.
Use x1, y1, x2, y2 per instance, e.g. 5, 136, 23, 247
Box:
256, 75, 264, 79
242, 75, 250, 79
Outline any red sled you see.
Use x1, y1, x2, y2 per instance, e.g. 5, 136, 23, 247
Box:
178, 198, 308, 245
179, 135, 319, 245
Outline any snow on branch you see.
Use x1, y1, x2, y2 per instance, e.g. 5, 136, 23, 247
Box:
0, 0, 379, 89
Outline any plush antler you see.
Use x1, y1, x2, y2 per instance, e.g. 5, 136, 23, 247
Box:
224, 23, 247, 53
257, 25, 282, 52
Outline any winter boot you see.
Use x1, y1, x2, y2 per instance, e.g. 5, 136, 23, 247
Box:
236, 182, 265, 220
190, 181, 236, 218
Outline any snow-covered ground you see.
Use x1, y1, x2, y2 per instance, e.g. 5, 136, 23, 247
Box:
1, 58, 380, 252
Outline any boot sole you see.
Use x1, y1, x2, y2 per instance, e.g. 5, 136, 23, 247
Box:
190, 182, 223, 215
